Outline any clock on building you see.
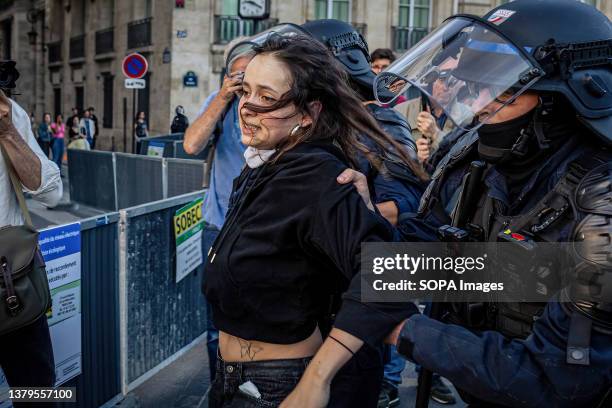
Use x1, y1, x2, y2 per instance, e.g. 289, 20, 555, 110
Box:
238, 0, 270, 19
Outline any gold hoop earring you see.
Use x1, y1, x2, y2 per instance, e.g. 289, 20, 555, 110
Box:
290, 124, 301, 137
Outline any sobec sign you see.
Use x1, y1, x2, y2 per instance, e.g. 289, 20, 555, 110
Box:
174, 200, 203, 237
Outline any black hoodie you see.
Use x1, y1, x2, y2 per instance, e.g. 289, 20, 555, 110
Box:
203, 140, 417, 347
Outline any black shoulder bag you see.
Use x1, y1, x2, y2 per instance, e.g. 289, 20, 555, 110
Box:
0, 146, 51, 335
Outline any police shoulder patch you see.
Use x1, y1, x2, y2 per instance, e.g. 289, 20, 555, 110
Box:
487, 9, 516, 26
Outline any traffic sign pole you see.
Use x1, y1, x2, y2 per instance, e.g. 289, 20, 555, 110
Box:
123, 97, 127, 153
132, 89, 136, 153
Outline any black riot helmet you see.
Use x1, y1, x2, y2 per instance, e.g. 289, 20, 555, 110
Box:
482, 0, 612, 144
376, 0, 612, 144
301, 19, 379, 100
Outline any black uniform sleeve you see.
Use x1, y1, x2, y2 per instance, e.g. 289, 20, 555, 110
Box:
308, 178, 418, 347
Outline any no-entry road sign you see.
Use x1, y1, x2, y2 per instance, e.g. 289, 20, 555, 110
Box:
122, 53, 148, 79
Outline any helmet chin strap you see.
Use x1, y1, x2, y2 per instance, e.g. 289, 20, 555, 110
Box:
477, 128, 531, 163
477, 108, 536, 164
532, 94, 557, 149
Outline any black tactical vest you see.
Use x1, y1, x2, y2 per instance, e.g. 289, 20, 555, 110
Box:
419, 134, 611, 340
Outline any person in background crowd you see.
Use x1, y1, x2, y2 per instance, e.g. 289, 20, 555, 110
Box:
183, 35, 251, 383
68, 115, 80, 142
79, 110, 96, 148
50, 113, 65, 174
370, 48, 396, 74
171, 105, 190, 134
0, 90, 61, 398
68, 115, 90, 150
203, 33, 418, 408
134, 111, 148, 140
87, 107, 99, 149
37, 112, 52, 157
68, 107, 80, 131
395, 57, 464, 171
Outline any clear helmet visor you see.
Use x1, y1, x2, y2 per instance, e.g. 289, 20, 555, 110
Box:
374, 16, 543, 130
225, 23, 308, 72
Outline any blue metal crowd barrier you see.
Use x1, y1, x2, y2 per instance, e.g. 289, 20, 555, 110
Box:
44, 191, 208, 406
119, 192, 208, 388
67, 150, 117, 211
67, 150, 205, 212
79, 215, 122, 407
52, 214, 122, 408
137, 133, 209, 161
115, 153, 165, 209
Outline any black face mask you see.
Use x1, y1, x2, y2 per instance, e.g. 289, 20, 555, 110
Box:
477, 109, 535, 164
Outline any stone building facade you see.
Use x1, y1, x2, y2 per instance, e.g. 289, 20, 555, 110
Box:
0, 0, 609, 151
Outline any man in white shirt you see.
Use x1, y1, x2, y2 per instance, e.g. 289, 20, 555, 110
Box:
79, 110, 96, 149
0, 90, 62, 388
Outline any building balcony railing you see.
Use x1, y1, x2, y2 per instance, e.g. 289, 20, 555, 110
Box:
69, 34, 85, 59
47, 40, 62, 63
96, 27, 114, 55
214, 15, 279, 45
391, 26, 429, 52
128, 17, 152, 49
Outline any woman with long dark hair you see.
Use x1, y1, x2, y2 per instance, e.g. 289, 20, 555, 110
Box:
134, 111, 148, 139
204, 34, 420, 408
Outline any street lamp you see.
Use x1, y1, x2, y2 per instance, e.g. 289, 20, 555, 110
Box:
27, 29, 38, 46
26, 7, 39, 46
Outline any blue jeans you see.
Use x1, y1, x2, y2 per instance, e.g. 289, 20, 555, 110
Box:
202, 225, 220, 381
209, 354, 310, 407
51, 138, 64, 173
210, 346, 384, 407
383, 345, 406, 387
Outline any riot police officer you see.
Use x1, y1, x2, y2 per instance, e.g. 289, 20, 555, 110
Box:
371, 0, 612, 406
300, 19, 426, 231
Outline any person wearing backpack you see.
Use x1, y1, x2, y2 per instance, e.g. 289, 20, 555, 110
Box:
170, 105, 189, 134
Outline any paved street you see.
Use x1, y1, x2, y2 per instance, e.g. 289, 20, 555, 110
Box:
27, 166, 105, 230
